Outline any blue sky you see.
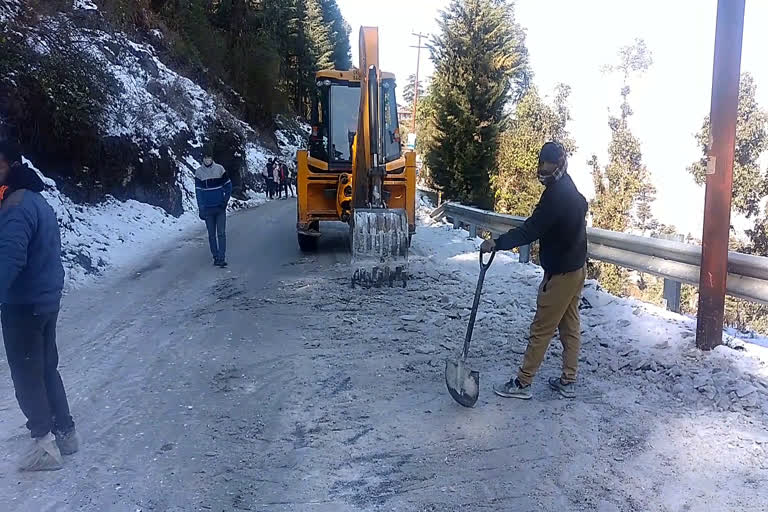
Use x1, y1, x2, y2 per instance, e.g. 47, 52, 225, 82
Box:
337, 0, 768, 236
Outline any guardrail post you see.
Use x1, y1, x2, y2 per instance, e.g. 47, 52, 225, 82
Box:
452, 218, 460, 230
663, 279, 682, 313
661, 234, 684, 313
518, 244, 531, 264
468, 224, 477, 239
438, 191, 442, 206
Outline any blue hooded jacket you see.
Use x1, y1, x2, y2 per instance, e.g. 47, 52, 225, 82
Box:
0, 163, 65, 313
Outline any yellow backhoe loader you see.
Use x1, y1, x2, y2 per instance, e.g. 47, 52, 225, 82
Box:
296, 27, 416, 287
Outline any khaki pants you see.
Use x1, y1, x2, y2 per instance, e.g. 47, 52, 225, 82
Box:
517, 266, 586, 386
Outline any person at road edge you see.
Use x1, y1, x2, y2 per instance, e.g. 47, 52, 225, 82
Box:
0, 141, 79, 471
195, 150, 232, 267
481, 141, 588, 400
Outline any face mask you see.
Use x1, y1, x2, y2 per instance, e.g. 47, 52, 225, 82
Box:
538, 158, 567, 186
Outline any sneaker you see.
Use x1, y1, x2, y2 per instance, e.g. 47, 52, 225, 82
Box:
548, 377, 576, 399
18, 433, 63, 471
216, 260, 228, 268
493, 378, 532, 400
55, 429, 79, 456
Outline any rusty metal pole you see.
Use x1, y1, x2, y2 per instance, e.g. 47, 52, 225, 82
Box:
696, 0, 746, 350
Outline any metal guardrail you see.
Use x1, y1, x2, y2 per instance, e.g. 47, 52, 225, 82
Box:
433, 202, 768, 309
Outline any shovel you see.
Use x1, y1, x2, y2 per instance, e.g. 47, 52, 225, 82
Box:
445, 249, 495, 408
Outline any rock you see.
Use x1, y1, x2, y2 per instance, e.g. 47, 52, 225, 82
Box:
617, 319, 631, 328
736, 384, 758, 399
415, 344, 436, 355
400, 315, 419, 322
609, 358, 620, 373
648, 360, 659, 373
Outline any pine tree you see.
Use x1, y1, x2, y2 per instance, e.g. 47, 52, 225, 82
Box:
493, 84, 575, 217
320, 0, 352, 70
689, 73, 768, 221
425, 0, 529, 209
634, 181, 657, 235
589, 39, 654, 295
402, 74, 425, 110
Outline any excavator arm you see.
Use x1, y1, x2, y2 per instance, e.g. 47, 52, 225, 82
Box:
350, 27, 410, 287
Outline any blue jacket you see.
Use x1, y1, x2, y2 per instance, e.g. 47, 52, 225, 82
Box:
195, 162, 232, 215
0, 163, 65, 313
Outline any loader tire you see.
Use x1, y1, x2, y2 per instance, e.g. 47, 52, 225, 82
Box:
298, 233, 318, 252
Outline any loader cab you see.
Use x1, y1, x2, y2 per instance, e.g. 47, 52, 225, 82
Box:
309, 78, 360, 170
308, 75, 402, 170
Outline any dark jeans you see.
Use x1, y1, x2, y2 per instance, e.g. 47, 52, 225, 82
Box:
267, 180, 275, 199
1, 305, 75, 439
204, 210, 227, 262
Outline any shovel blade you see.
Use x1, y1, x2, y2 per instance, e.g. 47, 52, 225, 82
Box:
445, 359, 479, 408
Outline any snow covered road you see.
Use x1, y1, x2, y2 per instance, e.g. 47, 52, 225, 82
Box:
1, 199, 768, 511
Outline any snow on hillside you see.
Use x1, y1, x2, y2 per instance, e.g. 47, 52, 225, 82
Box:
0, 0, 20, 23
4, 7, 307, 289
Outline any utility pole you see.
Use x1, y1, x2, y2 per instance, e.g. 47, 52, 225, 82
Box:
410, 32, 429, 133
696, 0, 745, 350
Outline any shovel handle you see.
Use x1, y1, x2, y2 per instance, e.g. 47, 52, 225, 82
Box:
461, 250, 493, 361
479, 249, 495, 270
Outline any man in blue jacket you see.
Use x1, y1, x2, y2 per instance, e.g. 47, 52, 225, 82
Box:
481, 142, 588, 400
0, 141, 78, 471
195, 151, 232, 267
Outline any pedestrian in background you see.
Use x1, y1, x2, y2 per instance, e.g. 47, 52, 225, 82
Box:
0, 141, 78, 471
271, 158, 281, 199
278, 160, 289, 200
264, 158, 275, 199
286, 164, 296, 198
195, 150, 232, 267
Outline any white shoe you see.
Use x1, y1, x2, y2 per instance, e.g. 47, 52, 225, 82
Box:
18, 433, 64, 471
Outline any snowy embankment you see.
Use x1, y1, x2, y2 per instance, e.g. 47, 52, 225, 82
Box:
6, 4, 306, 289
414, 194, 768, 415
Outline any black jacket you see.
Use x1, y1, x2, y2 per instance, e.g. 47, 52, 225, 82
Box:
495, 174, 588, 275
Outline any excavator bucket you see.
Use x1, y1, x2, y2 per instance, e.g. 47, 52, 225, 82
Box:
351, 208, 409, 288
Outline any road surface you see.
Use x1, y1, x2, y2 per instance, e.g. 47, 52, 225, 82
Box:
1, 198, 767, 511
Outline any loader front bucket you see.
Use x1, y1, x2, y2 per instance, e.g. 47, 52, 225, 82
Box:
351, 208, 409, 288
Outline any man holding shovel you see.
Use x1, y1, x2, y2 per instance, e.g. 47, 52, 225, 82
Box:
481, 142, 588, 400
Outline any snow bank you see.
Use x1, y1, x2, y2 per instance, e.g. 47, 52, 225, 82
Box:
414, 196, 768, 415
